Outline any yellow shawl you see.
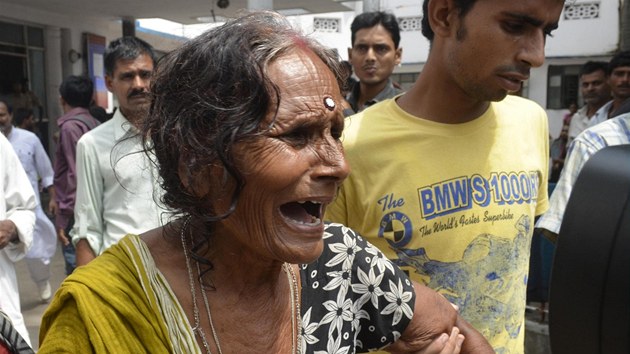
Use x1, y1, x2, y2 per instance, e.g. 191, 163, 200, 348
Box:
38, 235, 199, 353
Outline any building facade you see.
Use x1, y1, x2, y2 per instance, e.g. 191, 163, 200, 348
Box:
300, 0, 619, 138
0, 0, 622, 154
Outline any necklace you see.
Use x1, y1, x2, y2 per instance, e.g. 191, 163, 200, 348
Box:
180, 216, 219, 354
180, 217, 301, 354
283, 262, 302, 354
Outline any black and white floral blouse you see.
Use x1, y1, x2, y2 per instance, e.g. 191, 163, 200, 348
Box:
300, 223, 415, 353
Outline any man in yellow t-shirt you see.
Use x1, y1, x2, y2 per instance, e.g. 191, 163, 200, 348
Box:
326, 0, 564, 353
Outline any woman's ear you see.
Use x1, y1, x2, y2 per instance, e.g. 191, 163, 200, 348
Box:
179, 159, 232, 199
178, 159, 212, 197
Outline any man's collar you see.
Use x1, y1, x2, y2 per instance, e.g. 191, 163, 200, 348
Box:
346, 78, 401, 112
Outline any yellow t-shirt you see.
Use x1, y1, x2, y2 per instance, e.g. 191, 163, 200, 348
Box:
327, 95, 549, 354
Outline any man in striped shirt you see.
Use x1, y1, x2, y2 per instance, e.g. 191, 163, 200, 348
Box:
536, 112, 630, 242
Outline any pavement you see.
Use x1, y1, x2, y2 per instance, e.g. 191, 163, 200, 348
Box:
15, 244, 67, 351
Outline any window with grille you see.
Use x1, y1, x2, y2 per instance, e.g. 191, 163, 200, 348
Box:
398, 16, 422, 32
313, 18, 340, 33
563, 2, 600, 20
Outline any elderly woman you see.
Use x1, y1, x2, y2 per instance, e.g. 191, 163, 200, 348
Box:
38, 12, 492, 354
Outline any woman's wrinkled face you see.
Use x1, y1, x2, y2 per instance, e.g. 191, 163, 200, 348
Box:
220, 48, 350, 263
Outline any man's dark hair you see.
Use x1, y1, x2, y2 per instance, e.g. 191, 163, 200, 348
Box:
421, 0, 478, 41
580, 61, 608, 77
351, 11, 401, 49
0, 100, 12, 114
104, 36, 156, 77
59, 75, 94, 108
608, 51, 630, 75
13, 108, 33, 127
89, 105, 114, 123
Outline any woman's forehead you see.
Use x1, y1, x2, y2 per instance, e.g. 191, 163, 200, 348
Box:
263, 50, 342, 127
269, 49, 339, 101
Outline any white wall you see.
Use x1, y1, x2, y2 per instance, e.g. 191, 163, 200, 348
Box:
546, 0, 620, 57
292, 1, 430, 64
383, 0, 428, 64
292, 12, 355, 60
292, 0, 624, 69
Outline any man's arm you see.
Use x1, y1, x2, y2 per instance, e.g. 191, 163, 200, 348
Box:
47, 186, 58, 216
0, 136, 36, 261
386, 282, 493, 354
54, 123, 85, 231
535, 138, 596, 242
74, 238, 96, 265
31, 135, 57, 216
71, 135, 105, 266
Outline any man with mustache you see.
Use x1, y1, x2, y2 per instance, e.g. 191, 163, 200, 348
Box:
584, 51, 630, 128
71, 37, 166, 266
346, 11, 402, 113
327, 0, 564, 352
537, 50, 630, 244
566, 61, 610, 147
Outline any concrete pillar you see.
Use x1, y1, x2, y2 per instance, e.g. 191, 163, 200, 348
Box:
60, 28, 73, 79
363, 0, 380, 12
247, 0, 273, 10
44, 26, 63, 155
122, 17, 136, 37
622, 0, 630, 51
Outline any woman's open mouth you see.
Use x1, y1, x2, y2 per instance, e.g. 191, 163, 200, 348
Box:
280, 200, 323, 226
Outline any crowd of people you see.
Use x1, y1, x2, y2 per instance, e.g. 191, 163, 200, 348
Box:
1, 0, 629, 353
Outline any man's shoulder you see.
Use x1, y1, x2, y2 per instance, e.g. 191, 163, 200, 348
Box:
374, 81, 403, 101
77, 118, 115, 147
577, 112, 630, 144
60, 111, 100, 131
69, 111, 100, 126
492, 95, 547, 124
12, 127, 38, 141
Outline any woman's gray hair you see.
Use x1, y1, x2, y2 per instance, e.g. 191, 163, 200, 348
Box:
145, 11, 343, 221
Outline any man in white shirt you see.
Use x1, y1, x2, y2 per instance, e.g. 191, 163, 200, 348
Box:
0, 103, 57, 302
586, 51, 630, 129
567, 61, 610, 146
72, 37, 166, 265
0, 133, 36, 345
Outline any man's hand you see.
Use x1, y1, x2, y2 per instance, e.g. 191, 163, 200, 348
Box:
47, 186, 57, 216
57, 228, 70, 246
0, 220, 18, 249
48, 199, 58, 216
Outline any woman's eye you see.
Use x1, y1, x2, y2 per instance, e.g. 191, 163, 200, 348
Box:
282, 128, 310, 147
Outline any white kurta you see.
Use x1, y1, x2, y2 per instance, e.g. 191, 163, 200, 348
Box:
71, 109, 167, 255
0, 133, 36, 345
7, 127, 57, 261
